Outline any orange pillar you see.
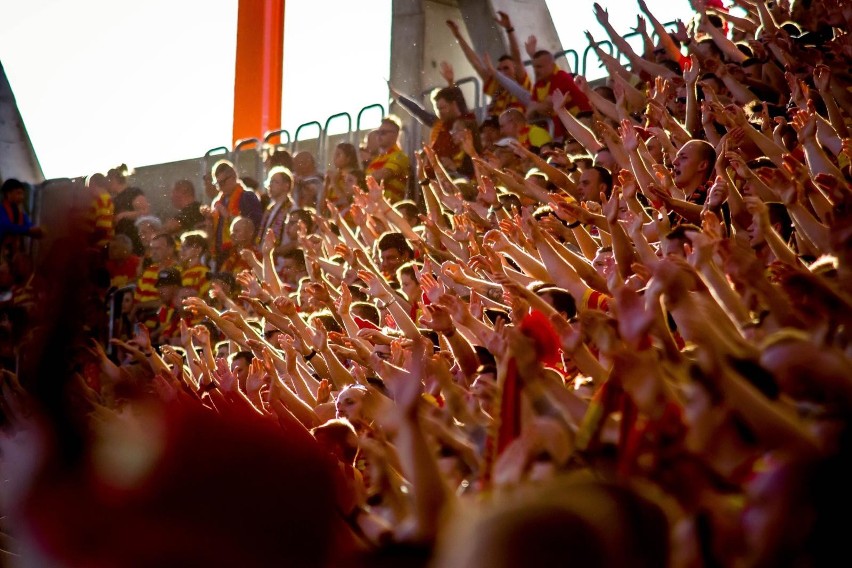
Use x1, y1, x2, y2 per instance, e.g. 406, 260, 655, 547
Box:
232, 0, 285, 146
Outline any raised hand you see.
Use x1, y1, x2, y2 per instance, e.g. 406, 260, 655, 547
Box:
236, 269, 262, 299
683, 229, 716, 268
357, 269, 388, 299
602, 190, 621, 225
525, 34, 538, 58
419, 304, 455, 335
791, 107, 817, 143
469, 290, 484, 320
316, 379, 331, 405
159, 344, 184, 371
814, 172, 852, 203
613, 285, 654, 347
683, 54, 699, 84
651, 76, 671, 105
468, 249, 502, 276
743, 194, 770, 226
445, 19, 461, 38
618, 169, 638, 200
634, 15, 647, 36
620, 119, 640, 152
335, 284, 353, 315
477, 174, 499, 207
439, 61, 455, 85
308, 319, 328, 353
813, 64, 831, 92
261, 228, 277, 256
495, 10, 513, 30
705, 176, 730, 211
441, 261, 471, 286
651, 255, 700, 305
645, 182, 672, 207
133, 323, 153, 354
724, 150, 751, 180
245, 359, 267, 399
700, 101, 716, 127
213, 358, 237, 393
418, 272, 445, 304
277, 334, 300, 372
272, 294, 299, 317
621, 209, 644, 237
551, 200, 594, 224
593, 2, 610, 25
191, 324, 212, 347
438, 294, 474, 325
482, 228, 512, 253
673, 19, 689, 44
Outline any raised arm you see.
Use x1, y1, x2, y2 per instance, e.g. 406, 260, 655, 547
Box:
390, 83, 439, 128
637, 0, 685, 63
552, 90, 604, 155
445, 20, 489, 80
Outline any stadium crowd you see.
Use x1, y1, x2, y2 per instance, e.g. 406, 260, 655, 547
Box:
1, 0, 852, 565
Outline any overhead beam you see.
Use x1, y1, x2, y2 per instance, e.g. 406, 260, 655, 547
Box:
232, 0, 285, 147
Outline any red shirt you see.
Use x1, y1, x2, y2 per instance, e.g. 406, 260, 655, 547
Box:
106, 255, 141, 288
531, 67, 591, 140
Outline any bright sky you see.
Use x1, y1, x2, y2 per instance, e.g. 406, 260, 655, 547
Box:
0, 0, 693, 180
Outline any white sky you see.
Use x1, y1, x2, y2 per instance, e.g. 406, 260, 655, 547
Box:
0, 0, 692, 180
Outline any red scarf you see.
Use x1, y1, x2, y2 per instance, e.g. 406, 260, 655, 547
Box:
3, 201, 22, 225
212, 186, 245, 250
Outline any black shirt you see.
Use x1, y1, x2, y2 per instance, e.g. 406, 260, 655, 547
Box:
174, 201, 204, 232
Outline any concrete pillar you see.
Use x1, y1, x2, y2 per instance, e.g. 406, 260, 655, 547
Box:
390, 0, 427, 111
389, 0, 563, 157
455, 0, 506, 63
0, 62, 44, 184
487, 0, 563, 61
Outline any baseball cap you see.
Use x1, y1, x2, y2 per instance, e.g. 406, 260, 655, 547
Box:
155, 267, 182, 288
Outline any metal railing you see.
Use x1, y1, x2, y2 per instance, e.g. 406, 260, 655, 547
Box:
356, 103, 386, 134
233, 137, 263, 183
555, 49, 580, 75
320, 112, 353, 161
292, 121, 323, 153
197, 19, 680, 182
201, 146, 229, 180
263, 128, 291, 147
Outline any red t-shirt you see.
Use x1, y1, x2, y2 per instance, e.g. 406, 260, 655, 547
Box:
531, 67, 591, 140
